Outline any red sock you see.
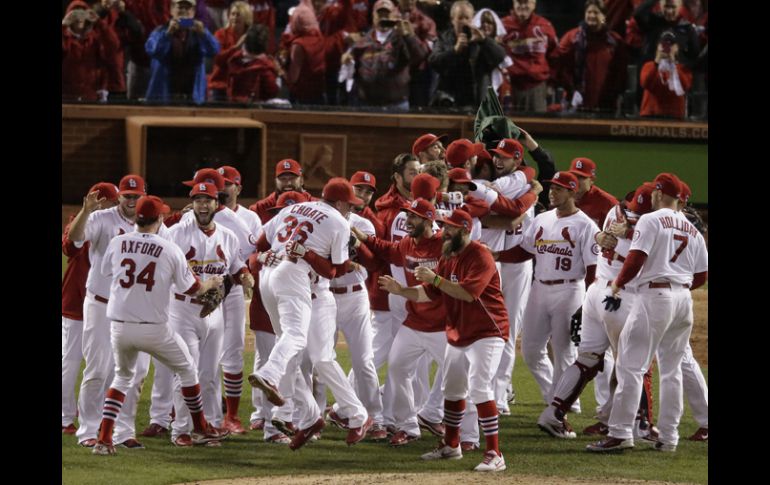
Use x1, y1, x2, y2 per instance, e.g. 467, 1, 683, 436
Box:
98, 388, 126, 444
443, 399, 465, 448
477, 400, 500, 456
182, 384, 208, 432
223, 372, 243, 419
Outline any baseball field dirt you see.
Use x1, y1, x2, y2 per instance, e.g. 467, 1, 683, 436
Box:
178, 472, 700, 485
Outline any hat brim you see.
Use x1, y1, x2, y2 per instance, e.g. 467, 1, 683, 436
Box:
276, 169, 302, 177
119, 190, 145, 196
352, 182, 377, 192
568, 169, 594, 180
549, 179, 577, 191
402, 206, 433, 221
489, 148, 514, 158
439, 217, 467, 228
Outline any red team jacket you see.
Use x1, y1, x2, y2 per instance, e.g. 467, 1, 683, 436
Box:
368, 185, 411, 311
287, 32, 328, 102
226, 52, 280, 102
640, 61, 692, 119
61, 219, 90, 321
209, 26, 245, 91
424, 241, 510, 347
501, 13, 559, 91
576, 184, 619, 228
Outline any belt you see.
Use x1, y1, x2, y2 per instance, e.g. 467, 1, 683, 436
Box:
174, 293, 203, 305
94, 294, 109, 304
330, 284, 363, 295
114, 320, 154, 324
539, 279, 578, 286
648, 282, 690, 289
605, 281, 625, 290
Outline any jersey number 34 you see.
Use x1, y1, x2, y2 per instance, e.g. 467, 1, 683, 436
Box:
119, 258, 157, 291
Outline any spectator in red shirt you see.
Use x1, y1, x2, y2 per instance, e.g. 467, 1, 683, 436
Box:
284, 1, 327, 104
568, 157, 619, 227
554, 0, 629, 114
209, 1, 254, 101
639, 30, 692, 118
501, 0, 559, 113
224, 24, 280, 102
62, 1, 121, 101
379, 208, 510, 472
248, 0, 277, 53
91, 0, 145, 101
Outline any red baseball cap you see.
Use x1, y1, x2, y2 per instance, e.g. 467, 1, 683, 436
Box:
147, 195, 171, 215
350, 171, 377, 191
189, 182, 219, 199
627, 182, 655, 215
446, 139, 485, 167
411, 133, 448, 156
653, 173, 682, 199
135, 195, 166, 222
679, 181, 691, 203
270, 190, 311, 212
411, 173, 440, 200
440, 208, 473, 230
322, 177, 364, 206
118, 174, 147, 196
548, 171, 579, 191
218, 165, 242, 185
402, 198, 436, 221
89, 182, 119, 202
447, 168, 477, 191
276, 159, 302, 177
569, 157, 597, 179
490, 138, 524, 160
182, 168, 225, 190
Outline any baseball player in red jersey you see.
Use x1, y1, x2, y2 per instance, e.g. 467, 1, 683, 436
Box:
353, 197, 447, 446
379, 209, 510, 472
167, 182, 253, 446
249, 159, 312, 224
412, 133, 448, 164
92, 196, 230, 455
250, 178, 364, 450
61, 183, 118, 435
537, 182, 657, 439
68, 175, 150, 448
588, 173, 708, 453
497, 171, 600, 414
569, 157, 620, 413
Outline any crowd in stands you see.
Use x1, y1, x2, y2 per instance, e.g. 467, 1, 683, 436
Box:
62, 0, 708, 119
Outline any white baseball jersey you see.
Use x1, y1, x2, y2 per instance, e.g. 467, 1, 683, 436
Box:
521, 209, 601, 281
389, 211, 440, 285
181, 206, 255, 263
168, 217, 245, 290
263, 201, 349, 264
102, 232, 198, 323
331, 212, 374, 287
595, 206, 639, 285
435, 200, 482, 241
234, 204, 263, 240
79, 206, 138, 298
629, 208, 708, 286
481, 171, 532, 251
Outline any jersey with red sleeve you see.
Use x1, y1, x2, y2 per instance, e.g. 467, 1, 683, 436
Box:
423, 240, 510, 346
62, 218, 90, 320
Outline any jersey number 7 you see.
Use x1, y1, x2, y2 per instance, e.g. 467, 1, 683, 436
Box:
670, 234, 688, 263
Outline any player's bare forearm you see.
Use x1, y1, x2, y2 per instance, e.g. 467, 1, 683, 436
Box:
377, 275, 431, 302
196, 275, 224, 295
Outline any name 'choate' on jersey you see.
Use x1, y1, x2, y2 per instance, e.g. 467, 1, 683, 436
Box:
289, 204, 329, 224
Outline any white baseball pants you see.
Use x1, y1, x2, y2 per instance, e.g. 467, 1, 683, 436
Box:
62, 317, 83, 427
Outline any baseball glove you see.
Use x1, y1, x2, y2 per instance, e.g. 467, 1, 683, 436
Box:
198, 285, 225, 318
681, 206, 707, 235
602, 295, 622, 312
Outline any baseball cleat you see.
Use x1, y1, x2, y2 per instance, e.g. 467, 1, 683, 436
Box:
507, 389, 516, 405
191, 425, 230, 445
289, 418, 325, 451
474, 451, 506, 472
271, 418, 296, 437
62, 424, 77, 435
264, 433, 291, 444
346, 417, 373, 446
327, 409, 350, 430
583, 421, 609, 436
639, 425, 660, 444
79, 439, 97, 448
537, 414, 577, 439
366, 424, 388, 442
498, 407, 511, 416
173, 434, 193, 447
116, 438, 145, 449
223, 416, 248, 435
688, 427, 708, 441
140, 423, 169, 437
417, 414, 445, 437
249, 419, 265, 431
586, 436, 634, 452
92, 442, 116, 456
248, 374, 285, 407
421, 440, 463, 460
389, 430, 419, 447
653, 441, 677, 452
385, 424, 398, 436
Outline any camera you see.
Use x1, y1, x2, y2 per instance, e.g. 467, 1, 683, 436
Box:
178, 18, 195, 28
379, 18, 398, 28
461, 25, 472, 37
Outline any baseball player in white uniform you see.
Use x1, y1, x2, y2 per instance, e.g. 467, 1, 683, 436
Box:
92, 196, 230, 455
537, 182, 656, 438
249, 178, 365, 450
167, 182, 253, 446
588, 173, 708, 452
67, 174, 150, 449
497, 171, 600, 411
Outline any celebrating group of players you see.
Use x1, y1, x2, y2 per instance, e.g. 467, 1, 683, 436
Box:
62, 128, 708, 472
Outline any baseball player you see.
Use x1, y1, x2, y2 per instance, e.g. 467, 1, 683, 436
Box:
166, 182, 254, 446
497, 171, 600, 414
92, 195, 230, 455
588, 173, 708, 452
67, 174, 150, 449
569, 157, 620, 412
249, 159, 311, 224
353, 197, 447, 446
537, 182, 656, 439
379, 209, 510, 472
62, 182, 118, 435
412, 133, 448, 164
249, 178, 365, 450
